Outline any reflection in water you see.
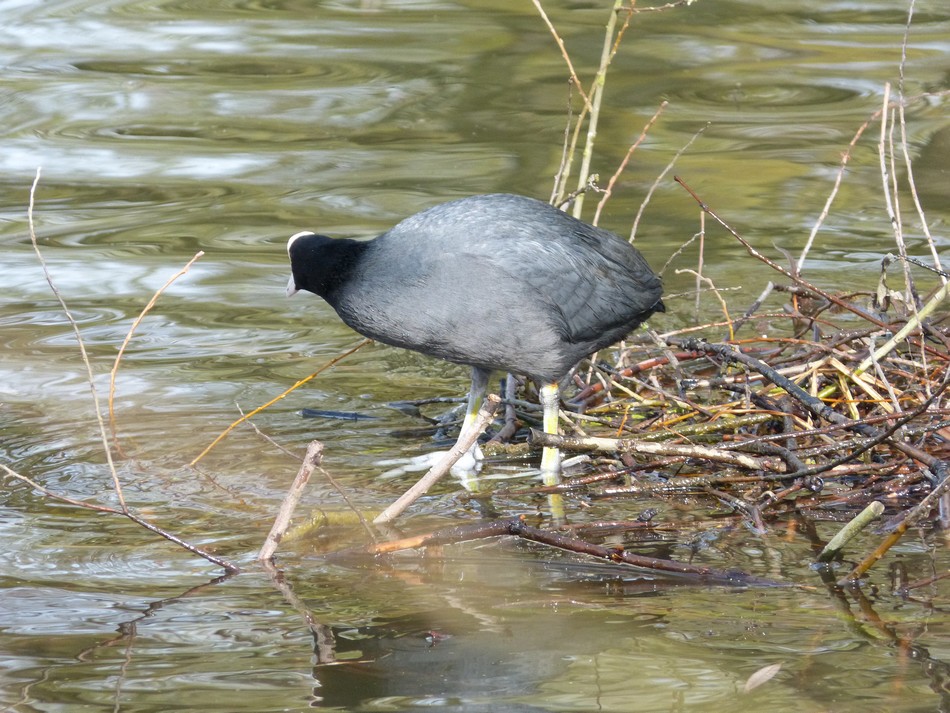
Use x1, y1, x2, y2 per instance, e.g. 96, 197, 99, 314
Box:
1, 0, 948, 711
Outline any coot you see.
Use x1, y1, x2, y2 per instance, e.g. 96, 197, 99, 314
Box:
286, 193, 664, 483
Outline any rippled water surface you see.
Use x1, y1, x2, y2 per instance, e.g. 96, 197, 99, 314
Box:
2, 1, 949, 711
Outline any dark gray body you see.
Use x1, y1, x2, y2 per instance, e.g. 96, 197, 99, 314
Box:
287, 194, 664, 383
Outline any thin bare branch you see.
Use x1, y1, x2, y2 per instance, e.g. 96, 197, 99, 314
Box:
531, 0, 591, 111
592, 100, 667, 225
109, 251, 204, 454
191, 338, 371, 466
27, 168, 127, 512
630, 123, 708, 241
572, 0, 625, 219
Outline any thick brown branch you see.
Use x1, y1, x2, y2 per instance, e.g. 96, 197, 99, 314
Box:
530, 429, 784, 472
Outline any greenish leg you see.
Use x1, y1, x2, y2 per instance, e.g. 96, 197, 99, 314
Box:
459, 367, 489, 438
539, 382, 561, 486
449, 367, 491, 487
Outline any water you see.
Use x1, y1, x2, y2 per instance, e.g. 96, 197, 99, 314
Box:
1, 0, 949, 711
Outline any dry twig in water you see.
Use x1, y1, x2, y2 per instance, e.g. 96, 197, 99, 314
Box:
13, 168, 238, 574
190, 338, 371, 466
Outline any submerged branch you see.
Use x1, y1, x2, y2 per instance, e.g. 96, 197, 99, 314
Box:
335, 516, 785, 587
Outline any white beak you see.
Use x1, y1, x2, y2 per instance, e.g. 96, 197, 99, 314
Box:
286, 231, 313, 297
